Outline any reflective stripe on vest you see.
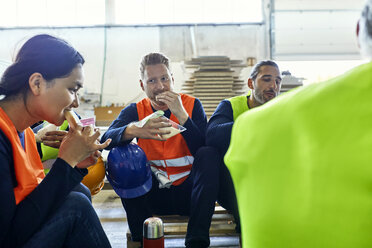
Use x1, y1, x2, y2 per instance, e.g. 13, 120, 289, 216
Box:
137, 94, 195, 186
150, 155, 194, 168
228, 91, 251, 121
0, 108, 45, 205
170, 171, 191, 183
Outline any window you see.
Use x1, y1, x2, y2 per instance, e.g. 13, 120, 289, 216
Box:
277, 60, 367, 85
0, 0, 104, 27
0, 0, 262, 27
115, 0, 263, 25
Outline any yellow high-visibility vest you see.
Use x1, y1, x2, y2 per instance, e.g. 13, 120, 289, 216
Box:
40, 120, 68, 162
228, 91, 251, 121
225, 62, 372, 248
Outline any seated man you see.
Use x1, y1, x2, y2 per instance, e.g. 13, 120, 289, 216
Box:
101, 53, 218, 248
206, 60, 282, 232
224, 2, 372, 247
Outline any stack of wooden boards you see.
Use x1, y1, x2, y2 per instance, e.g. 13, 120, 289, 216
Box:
181, 56, 247, 118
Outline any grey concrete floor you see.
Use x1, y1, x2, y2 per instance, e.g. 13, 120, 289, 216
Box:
92, 189, 128, 248
93, 189, 240, 248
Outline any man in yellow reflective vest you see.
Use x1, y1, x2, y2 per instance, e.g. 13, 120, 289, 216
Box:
205, 60, 282, 235
225, 2, 372, 247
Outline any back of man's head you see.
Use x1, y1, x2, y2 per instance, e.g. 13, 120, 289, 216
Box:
358, 0, 372, 58
140, 53, 170, 79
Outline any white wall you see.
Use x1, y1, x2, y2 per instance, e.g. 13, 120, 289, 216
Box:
273, 0, 365, 60
0, 24, 266, 109
0, 0, 368, 116
101, 27, 160, 105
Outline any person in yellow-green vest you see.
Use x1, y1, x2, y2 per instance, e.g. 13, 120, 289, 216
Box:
225, 2, 372, 247
205, 60, 282, 234
33, 120, 69, 172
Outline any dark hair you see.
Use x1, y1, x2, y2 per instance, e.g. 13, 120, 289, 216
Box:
358, 0, 372, 57
140, 53, 170, 79
361, 1, 372, 37
0, 34, 85, 97
250, 60, 279, 81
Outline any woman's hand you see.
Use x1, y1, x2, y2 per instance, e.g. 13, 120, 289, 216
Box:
76, 150, 101, 168
58, 125, 111, 167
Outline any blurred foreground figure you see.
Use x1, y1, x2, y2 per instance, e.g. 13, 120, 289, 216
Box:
225, 1, 372, 247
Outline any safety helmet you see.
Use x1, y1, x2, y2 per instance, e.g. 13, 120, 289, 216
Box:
81, 156, 105, 196
106, 143, 152, 199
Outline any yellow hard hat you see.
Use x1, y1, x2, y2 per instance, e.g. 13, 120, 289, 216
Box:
81, 156, 105, 196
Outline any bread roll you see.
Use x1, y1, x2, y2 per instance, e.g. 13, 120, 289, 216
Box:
64, 110, 80, 129
65, 111, 95, 135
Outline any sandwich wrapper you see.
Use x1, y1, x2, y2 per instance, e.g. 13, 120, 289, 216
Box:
133, 110, 186, 139
135, 110, 187, 188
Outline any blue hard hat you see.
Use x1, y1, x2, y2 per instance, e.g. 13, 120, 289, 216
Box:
106, 143, 152, 199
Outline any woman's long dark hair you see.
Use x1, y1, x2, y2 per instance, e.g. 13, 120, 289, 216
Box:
0, 34, 85, 98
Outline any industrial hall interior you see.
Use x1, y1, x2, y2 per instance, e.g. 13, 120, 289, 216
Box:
1, 0, 371, 248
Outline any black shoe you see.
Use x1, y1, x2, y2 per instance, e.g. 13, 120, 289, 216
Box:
185, 240, 209, 248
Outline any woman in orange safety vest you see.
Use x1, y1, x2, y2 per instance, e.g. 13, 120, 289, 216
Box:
0, 34, 111, 248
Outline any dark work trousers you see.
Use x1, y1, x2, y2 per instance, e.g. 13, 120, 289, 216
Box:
23, 192, 111, 248
121, 147, 219, 248
73, 182, 92, 202
217, 158, 241, 233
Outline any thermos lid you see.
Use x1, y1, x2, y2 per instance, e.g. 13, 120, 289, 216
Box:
143, 217, 164, 239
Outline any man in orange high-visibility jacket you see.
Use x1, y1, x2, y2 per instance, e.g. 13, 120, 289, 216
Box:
102, 53, 217, 248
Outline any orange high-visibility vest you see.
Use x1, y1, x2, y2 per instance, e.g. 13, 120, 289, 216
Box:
0, 108, 45, 204
137, 94, 195, 186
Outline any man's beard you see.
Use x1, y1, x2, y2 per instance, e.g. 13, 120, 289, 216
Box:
253, 90, 276, 105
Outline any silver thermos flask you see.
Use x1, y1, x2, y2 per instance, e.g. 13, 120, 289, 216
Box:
143, 217, 164, 248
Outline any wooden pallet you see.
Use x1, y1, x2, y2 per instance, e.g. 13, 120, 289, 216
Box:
127, 205, 238, 248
